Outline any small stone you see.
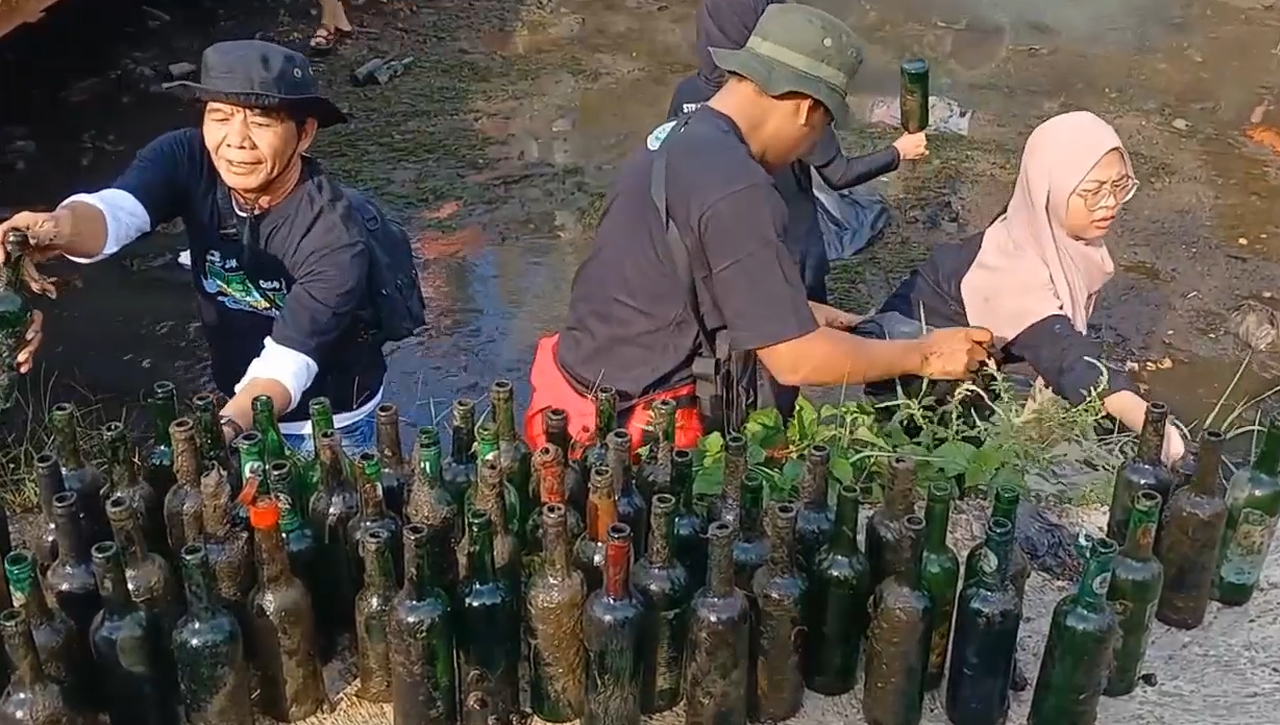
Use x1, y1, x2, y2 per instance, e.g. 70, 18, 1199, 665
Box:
167, 62, 198, 81
1172, 118, 1191, 131
1263, 291, 1274, 299
1238, 237, 1250, 245
1139, 672, 1159, 687
551, 117, 573, 133
1156, 356, 1173, 369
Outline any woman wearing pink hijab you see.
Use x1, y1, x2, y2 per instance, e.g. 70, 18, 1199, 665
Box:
869, 111, 1185, 463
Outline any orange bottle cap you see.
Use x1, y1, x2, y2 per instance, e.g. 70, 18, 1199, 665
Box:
248, 496, 280, 529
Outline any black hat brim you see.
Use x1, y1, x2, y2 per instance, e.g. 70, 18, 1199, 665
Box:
162, 81, 349, 128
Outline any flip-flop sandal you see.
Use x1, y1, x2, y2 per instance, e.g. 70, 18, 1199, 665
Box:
307, 26, 351, 56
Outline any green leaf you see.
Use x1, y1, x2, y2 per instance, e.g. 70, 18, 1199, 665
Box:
748, 445, 767, 465
830, 457, 855, 484
781, 458, 805, 488
693, 465, 723, 495
820, 404, 840, 422
700, 432, 724, 455
931, 440, 979, 478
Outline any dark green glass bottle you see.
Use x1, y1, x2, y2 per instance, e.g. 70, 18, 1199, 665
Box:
172, 543, 253, 725
733, 470, 769, 592
105, 493, 182, 633
526, 443, 585, 557
48, 401, 109, 543
1028, 537, 1120, 725
307, 428, 360, 640
526, 504, 586, 723
197, 463, 254, 653
671, 449, 708, 589
863, 514, 931, 725
268, 462, 328, 659
574, 466, 618, 592
190, 393, 231, 477
442, 398, 478, 504
1107, 401, 1174, 543
5, 549, 94, 709
1213, 412, 1280, 606
583, 523, 643, 725
751, 502, 806, 722
375, 402, 409, 520
458, 510, 520, 724
632, 493, 690, 715
795, 443, 835, 575
355, 528, 396, 702
945, 517, 1021, 725
1105, 490, 1164, 697
1157, 429, 1228, 629
899, 58, 929, 133
0, 230, 31, 411
31, 453, 63, 571
490, 379, 533, 522
867, 457, 919, 589
391, 523, 458, 725
581, 386, 619, 480
921, 481, 960, 691
44, 493, 101, 672
684, 521, 749, 725
233, 431, 266, 502
144, 381, 179, 500
712, 432, 747, 526
803, 482, 870, 696
350, 451, 405, 587
405, 427, 462, 595
606, 428, 649, 554
636, 398, 677, 502
251, 394, 289, 468
543, 407, 586, 514
963, 484, 1031, 598
0, 607, 91, 725
304, 396, 355, 490
463, 459, 519, 589
103, 421, 167, 558
162, 417, 204, 557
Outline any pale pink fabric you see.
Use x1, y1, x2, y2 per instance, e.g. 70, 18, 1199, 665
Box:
960, 111, 1130, 345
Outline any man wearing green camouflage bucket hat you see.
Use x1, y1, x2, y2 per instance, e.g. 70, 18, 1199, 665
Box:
524, 3, 991, 449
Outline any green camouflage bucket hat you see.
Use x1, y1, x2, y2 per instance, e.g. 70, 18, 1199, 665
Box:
709, 3, 863, 128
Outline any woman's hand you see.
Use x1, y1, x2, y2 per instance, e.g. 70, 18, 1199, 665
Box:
893, 132, 929, 161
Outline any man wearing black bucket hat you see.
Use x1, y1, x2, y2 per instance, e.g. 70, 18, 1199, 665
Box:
0, 40, 424, 454
525, 4, 992, 453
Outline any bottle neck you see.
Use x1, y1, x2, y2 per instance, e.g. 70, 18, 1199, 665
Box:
475, 465, 508, 531
105, 430, 136, 488
358, 462, 388, 517
741, 480, 764, 536
885, 465, 916, 515
309, 403, 336, 436
587, 485, 618, 543
181, 556, 216, 617
34, 459, 64, 518
722, 445, 745, 510
52, 502, 88, 563
924, 493, 952, 551
545, 419, 571, 459
708, 529, 734, 597
1122, 498, 1159, 560
991, 487, 1019, 526
450, 410, 475, 464
150, 393, 177, 449
536, 453, 567, 505
604, 536, 632, 600
1135, 405, 1169, 465
475, 430, 499, 462
5, 557, 50, 620
173, 429, 200, 490
377, 415, 405, 472
977, 529, 1012, 589
95, 553, 136, 614
50, 410, 85, 468
200, 468, 234, 536
647, 502, 674, 566
1254, 418, 1280, 477
766, 511, 796, 573
417, 443, 445, 491
1192, 436, 1224, 495
543, 513, 571, 576
110, 512, 150, 563
3, 620, 45, 686
1075, 547, 1116, 611
256, 522, 292, 585
493, 394, 517, 443
800, 452, 829, 510
674, 456, 695, 509
607, 439, 633, 496
594, 395, 616, 444
363, 540, 395, 590
317, 436, 348, 492
253, 406, 287, 464
468, 523, 498, 583
194, 401, 224, 466
832, 490, 861, 555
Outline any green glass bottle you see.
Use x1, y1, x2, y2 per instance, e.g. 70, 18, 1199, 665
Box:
1105, 490, 1164, 697
1213, 412, 1280, 606
490, 379, 533, 522
354, 528, 396, 702
172, 543, 253, 725
233, 430, 267, 497
606, 428, 649, 554
442, 398, 478, 504
543, 407, 586, 514
525, 443, 585, 557
162, 417, 204, 557
190, 393, 231, 477
405, 427, 461, 596
582, 523, 644, 725
462, 459, 519, 594
268, 461, 329, 658
803, 483, 871, 696
102, 421, 166, 558
0, 607, 91, 725
309, 395, 337, 435
1156, 430, 1228, 629
945, 517, 1021, 725
751, 502, 806, 722
349, 451, 404, 587
713, 432, 747, 526
251, 394, 289, 468
867, 457, 919, 590
5, 549, 94, 709
374, 402, 409, 519
48, 402, 109, 544
1107, 401, 1174, 543
473, 421, 520, 530
0, 230, 32, 411
300, 396, 343, 498
308, 429, 360, 641
863, 514, 931, 725
144, 381, 179, 499
458, 510, 520, 724
795, 444, 835, 576
632, 493, 690, 715
636, 398, 678, 502
390, 523, 458, 725
963, 484, 1031, 598
733, 470, 769, 592
921, 481, 960, 691
574, 466, 618, 592
671, 449, 708, 589
526, 504, 587, 723
899, 58, 929, 134
684, 521, 749, 725
1028, 537, 1120, 725
581, 386, 619, 480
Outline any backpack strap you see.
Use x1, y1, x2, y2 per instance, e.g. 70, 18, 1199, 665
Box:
214, 181, 283, 314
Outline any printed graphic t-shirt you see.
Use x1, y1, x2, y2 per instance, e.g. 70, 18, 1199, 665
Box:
113, 128, 386, 422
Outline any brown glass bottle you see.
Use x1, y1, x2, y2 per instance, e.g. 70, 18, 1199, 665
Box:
1107, 401, 1175, 543
102, 421, 167, 560
804, 483, 871, 696
31, 453, 63, 570
671, 448, 708, 588
685, 521, 750, 725
0, 607, 92, 725
5, 550, 95, 709
350, 451, 405, 587
583, 523, 643, 725
863, 514, 932, 725
795, 444, 835, 575
460, 459, 518, 588
458, 510, 520, 725
105, 494, 183, 634
1157, 430, 1228, 629
405, 426, 462, 595
526, 443, 585, 556
375, 402, 410, 519
88, 541, 178, 725
526, 504, 587, 723
307, 428, 360, 639
542, 407, 586, 514
354, 528, 396, 702
751, 502, 806, 722
441, 398, 478, 504
48, 402, 109, 545
712, 433, 747, 526
248, 497, 328, 721
636, 398, 678, 502
172, 543, 253, 725
162, 417, 204, 557
198, 465, 254, 647
606, 429, 649, 554
43, 493, 101, 676
574, 466, 618, 591
632, 493, 691, 715
867, 456, 919, 589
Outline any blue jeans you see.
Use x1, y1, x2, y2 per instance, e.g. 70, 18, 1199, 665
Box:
282, 408, 377, 458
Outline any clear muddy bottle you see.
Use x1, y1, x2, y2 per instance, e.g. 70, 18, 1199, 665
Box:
1107, 401, 1175, 543
542, 407, 586, 514
1156, 429, 1228, 628
795, 443, 835, 576
102, 421, 166, 560
374, 402, 409, 520
733, 470, 770, 592
867, 456, 919, 590
31, 453, 63, 571
581, 386, 619, 482
355, 528, 396, 702
863, 514, 931, 725
458, 510, 520, 725
350, 451, 405, 587
0, 607, 92, 725
575, 465, 618, 591
635, 398, 678, 502
162, 417, 204, 557
404, 427, 461, 596
684, 521, 750, 725
671, 449, 708, 589
0, 230, 32, 411
5, 550, 95, 710
803, 483, 871, 696
172, 543, 253, 725
190, 393, 231, 478
461, 459, 518, 591
307, 428, 360, 639
921, 481, 960, 692
526, 443, 585, 558
197, 464, 254, 653
1028, 537, 1120, 725
945, 517, 1021, 725
441, 398, 478, 505
712, 432, 747, 526
44, 494, 101, 676
143, 381, 179, 500
751, 502, 806, 722
583, 523, 643, 725
391, 523, 458, 725
527, 504, 587, 722
88, 541, 178, 725
1213, 412, 1280, 606
491, 379, 533, 524
632, 493, 690, 715
47, 402, 109, 545
105, 493, 182, 634
605, 428, 649, 554
1105, 490, 1164, 697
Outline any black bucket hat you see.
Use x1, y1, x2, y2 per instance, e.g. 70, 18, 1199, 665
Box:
163, 39, 348, 128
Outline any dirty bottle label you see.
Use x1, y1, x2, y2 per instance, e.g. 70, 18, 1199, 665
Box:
1219, 507, 1278, 585
976, 547, 998, 577
1091, 572, 1112, 596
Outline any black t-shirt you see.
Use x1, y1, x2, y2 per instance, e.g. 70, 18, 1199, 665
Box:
114, 128, 385, 421
556, 108, 818, 402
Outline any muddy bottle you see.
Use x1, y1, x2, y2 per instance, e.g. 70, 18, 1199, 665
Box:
804, 482, 871, 696
355, 528, 396, 702
0, 231, 31, 411
233, 431, 266, 507
1213, 412, 1280, 606
350, 451, 405, 586
105, 493, 182, 632
945, 517, 1021, 725
684, 521, 749, 725
526, 443, 585, 556
473, 421, 520, 529
374, 402, 409, 520
144, 381, 180, 500
920, 481, 960, 691
581, 386, 619, 480
197, 465, 254, 646
632, 493, 690, 715
1107, 401, 1175, 543
636, 398, 678, 502
863, 514, 931, 725
307, 428, 360, 637
404, 427, 461, 595
733, 470, 769, 591
712, 432, 747, 526
583, 523, 643, 725
441, 398, 478, 504
391, 523, 458, 725
88, 541, 177, 725
606, 428, 649, 553
31, 454, 63, 570
1156, 429, 1228, 628
671, 448, 708, 588
6, 550, 94, 707
301, 397, 351, 494
248, 497, 328, 721
102, 421, 166, 559
190, 393, 231, 477
0, 607, 91, 725
795, 443, 835, 575
963, 484, 1031, 598
162, 417, 204, 557
575, 466, 618, 591
527, 504, 587, 722
460, 459, 517, 584
458, 509, 520, 724
44, 493, 101, 665
1028, 537, 1120, 725
48, 402, 109, 544
250, 394, 289, 469
490, 379, 533, 521
868, 456, 919, 589
269, 463, 326, 621
542, 407, 586, 514
751, 502, 806, 722
172, 543, 253, 725
1105, 490, 1164, 697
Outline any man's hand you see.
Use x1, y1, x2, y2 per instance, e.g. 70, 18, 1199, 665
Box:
916, 327, 993, 379
809, 302, 863, 331
15, 310, 42, 375
0, 211, 67, 265
893, 131, 929, 161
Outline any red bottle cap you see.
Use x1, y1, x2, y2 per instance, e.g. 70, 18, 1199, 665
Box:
248, 497, 280, 529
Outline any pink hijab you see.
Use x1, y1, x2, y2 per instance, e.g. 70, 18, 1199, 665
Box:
960, 111, 1129, 345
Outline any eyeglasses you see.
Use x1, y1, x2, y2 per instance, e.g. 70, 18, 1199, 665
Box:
1077, 177, 1139, 211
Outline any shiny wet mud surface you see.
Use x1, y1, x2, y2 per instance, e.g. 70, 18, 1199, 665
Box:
2, 0, 1280, 721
